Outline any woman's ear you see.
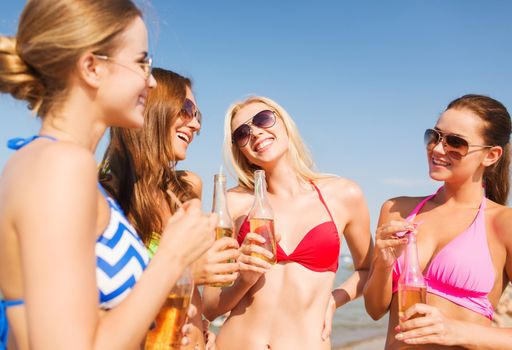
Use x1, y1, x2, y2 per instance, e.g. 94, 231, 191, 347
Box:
75, 53, 104, 89
482, 145, 503, 167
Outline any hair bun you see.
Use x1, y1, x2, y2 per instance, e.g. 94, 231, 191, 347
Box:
0, 36, 44, 111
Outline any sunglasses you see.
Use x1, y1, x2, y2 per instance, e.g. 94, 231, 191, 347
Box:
424, 128, 493, 160
93, 54, 153, 80
231, 110, 277, 147
180, 98, 202, 133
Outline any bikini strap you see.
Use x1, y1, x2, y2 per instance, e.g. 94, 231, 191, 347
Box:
406, 187, 443, 221
310, 181, 335, 222
1, 299, 24, 348
0, 300, 23, 308
7, 135, 57, 150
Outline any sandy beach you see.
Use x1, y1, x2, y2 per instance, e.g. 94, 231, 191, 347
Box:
333, 335, 385, 350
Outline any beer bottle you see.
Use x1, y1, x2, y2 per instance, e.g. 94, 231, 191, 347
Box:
247, 170, 276, 264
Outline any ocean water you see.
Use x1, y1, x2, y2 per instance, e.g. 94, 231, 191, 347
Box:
209, 255, 388, 348
331, 262, 388, 348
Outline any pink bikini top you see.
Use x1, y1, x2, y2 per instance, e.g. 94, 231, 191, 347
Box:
237, 182, 340, 273
392, 190, 495, 319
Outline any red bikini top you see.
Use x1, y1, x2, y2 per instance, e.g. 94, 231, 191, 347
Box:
237, 182, 340, 273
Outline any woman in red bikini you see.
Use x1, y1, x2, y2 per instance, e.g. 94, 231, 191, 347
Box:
202, 96, 373, 350
364, 94, 512, 349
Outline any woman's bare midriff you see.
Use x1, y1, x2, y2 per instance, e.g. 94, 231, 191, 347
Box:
385, 293, 492, 350
215, 263, 335, 350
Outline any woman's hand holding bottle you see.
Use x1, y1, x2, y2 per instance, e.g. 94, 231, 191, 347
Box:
159, 199, 217, 267
237, 232, 274, 285
192, 237, 240, 286
374, 220, 416, 268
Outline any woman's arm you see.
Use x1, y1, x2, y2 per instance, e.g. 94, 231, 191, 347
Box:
178, 171, 240, 286
321, 179, 372, 339
202, 232, 272, 321
331, 180, 373, 306
17, 145, 215, 350
363, 199, 412, 320
396, 303, 512, 350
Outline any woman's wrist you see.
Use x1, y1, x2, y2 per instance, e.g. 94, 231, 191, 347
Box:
371, 254, 395, 270
332, 288, 349, 308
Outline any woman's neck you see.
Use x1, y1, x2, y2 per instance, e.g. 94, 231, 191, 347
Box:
40, 88, 107, 152
262, 157, 308, 197
438, 180, 485, 208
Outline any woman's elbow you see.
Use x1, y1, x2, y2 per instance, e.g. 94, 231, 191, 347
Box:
363, 290, 388, 320
202, 308, 218, 322
364, 301, 387, 321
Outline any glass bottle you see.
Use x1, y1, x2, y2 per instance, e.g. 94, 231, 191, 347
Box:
145, 266, 193, 350
247, 170, 276, 264
211, 173, 235, 287
397, 232, 427, 326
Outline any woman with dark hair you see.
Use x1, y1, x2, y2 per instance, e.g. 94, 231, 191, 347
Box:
364, 94, 512, 349
100, 67, 239, 350
0, 1, 214, 349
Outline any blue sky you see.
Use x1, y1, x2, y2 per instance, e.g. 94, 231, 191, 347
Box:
1, 1, 511, 252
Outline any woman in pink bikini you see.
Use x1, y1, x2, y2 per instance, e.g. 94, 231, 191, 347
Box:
364, 94, 512, 349
202, 96, 373, 350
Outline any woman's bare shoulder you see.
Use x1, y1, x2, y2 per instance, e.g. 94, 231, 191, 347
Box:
178, 170, 202, 186
226, 185, 253, 216
380, 195, 427, 220
314, 176, 365, 203
490, 203, 512, 242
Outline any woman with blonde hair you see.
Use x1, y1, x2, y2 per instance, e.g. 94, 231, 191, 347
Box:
203, 96, 373, 350
100, 67, 239, 350
0, 1, 215, 349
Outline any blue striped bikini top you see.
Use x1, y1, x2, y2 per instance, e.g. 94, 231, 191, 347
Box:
1, 135, 149, 349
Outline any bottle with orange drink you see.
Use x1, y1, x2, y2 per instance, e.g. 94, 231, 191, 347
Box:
145, 266, 193, 350
247, 170, 276, 264
211, 172, 235, 287
397, 231, 427, 326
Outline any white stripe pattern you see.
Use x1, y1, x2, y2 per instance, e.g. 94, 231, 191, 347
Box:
95, 196, 149, 309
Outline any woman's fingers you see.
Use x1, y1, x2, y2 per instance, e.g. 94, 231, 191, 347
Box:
401, 303, 432, 321
215, 248, 240, 262
205, 261, 240, 276
238, 261, 270, 274
207, 272, 240, 285
397, 325, 443, 342
239, 253, 272, 270
375, 237, 407, 249
376, 220, 415, 239
213, 237, 240, 250
240, 243, 274, 260
244, 232, 266, 244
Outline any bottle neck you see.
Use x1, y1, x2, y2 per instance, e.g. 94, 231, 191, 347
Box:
400, 232, 426, 287
250, 170, 273, 220
404, 233, 420, 269
212, 175, 232, 227
254, 171, 267, 201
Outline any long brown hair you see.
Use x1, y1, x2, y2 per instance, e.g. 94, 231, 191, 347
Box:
99, 68, 197, 244
447, 94, 511, 205
0, 0, 141, 117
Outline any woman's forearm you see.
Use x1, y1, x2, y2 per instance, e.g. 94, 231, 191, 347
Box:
333, 269, 369, 308
363, 262, 394, 320
202, 277, 255, 321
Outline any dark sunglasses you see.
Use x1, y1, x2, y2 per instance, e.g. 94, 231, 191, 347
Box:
424, 128, 493, 160
180, 98, 202, 134
231, 109, 277, 147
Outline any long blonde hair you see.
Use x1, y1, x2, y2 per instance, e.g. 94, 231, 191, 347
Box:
0, 0, 141, 117
223, 96, 329, 190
